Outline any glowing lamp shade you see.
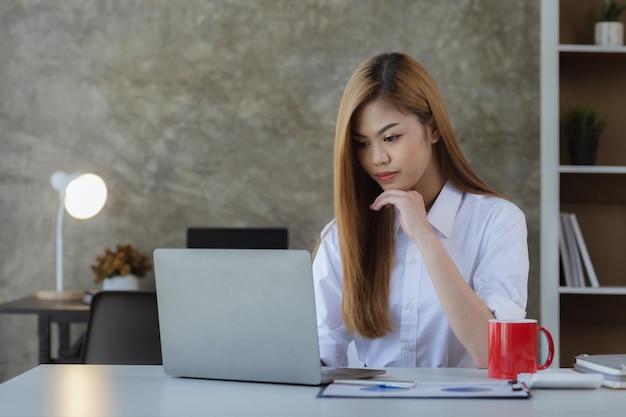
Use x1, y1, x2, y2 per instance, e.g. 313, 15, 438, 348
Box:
38, 171, 108, 301
64, 174, 107, 219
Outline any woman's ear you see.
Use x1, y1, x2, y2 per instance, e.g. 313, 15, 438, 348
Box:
429, 121, 440, 143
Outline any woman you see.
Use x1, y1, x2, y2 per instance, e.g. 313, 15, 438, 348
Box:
313, 52, 528, 369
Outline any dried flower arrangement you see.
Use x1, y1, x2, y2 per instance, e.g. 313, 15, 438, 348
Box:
91, 244, 152, 283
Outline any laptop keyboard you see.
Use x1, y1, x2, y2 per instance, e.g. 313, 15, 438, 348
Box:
321, 367, 385, 381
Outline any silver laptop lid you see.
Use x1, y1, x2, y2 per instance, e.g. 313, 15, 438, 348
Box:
153, 248, 324, 385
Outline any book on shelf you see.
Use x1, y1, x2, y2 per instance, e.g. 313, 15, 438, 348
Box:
568, 214, 600, 288
558, 213, 574, 287
574, 354, 626, 389
559, 212, 599, 288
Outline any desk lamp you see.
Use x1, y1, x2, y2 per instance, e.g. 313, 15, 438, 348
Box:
37, 172, 108, 300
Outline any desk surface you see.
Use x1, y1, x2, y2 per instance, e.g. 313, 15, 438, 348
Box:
0, 365, 624, 417
0, 296, 89, 314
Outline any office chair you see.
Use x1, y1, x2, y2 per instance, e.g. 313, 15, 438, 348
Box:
80, 291, 162, 365
186, 227, 288, 249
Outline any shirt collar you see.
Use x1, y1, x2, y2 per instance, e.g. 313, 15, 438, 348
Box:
393, 181, 463, 239
427, 181, 462, 239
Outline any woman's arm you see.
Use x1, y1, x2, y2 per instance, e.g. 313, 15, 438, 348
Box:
414, 232, 494, 367
312, 224, 352, 367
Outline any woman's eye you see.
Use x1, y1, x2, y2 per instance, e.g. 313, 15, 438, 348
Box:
353, 140, 369, 149
384, 135, 399, 142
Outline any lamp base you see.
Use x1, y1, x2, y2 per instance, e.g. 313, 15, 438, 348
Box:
36, 290, 85, 301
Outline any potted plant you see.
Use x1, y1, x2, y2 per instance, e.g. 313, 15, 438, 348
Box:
561, 107, 609, 165
595, 0, 626, 46
91, 244, 152, 290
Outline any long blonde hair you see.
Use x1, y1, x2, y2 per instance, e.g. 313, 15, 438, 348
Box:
334, 52, 498, 339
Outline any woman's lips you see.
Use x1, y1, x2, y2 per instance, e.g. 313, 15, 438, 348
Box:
376, 171, 398, 182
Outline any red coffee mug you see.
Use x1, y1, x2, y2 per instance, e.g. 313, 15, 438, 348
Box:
488, 319, 554, 380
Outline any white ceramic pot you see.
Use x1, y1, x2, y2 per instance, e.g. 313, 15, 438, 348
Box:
595, 21, 624, 46
102, 275, 140, 291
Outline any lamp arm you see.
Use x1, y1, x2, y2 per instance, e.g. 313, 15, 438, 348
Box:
55, 192, 65, 293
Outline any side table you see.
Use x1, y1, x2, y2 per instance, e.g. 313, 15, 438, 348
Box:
0, 296, 90, 363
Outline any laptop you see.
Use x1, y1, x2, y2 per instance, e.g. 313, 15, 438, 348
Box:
153, 248, 385, 385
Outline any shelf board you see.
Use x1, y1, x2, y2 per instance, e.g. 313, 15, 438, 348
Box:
559, 44, 626, 53
559, 165, 626, 174
559, 287, 626, 295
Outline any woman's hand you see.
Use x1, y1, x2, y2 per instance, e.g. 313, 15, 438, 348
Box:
369, 189, 432, 242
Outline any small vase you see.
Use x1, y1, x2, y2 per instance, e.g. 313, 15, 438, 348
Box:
595, 22, 624, 46
102, 275, 140, 291
569, 139, 599, 165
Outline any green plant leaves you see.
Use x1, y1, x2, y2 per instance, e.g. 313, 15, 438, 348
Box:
600, 0, 626, 22
561, 107, 609, 143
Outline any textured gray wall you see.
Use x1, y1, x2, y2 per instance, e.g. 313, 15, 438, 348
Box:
0, 0, 540, 382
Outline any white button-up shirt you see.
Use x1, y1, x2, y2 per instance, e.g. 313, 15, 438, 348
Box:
313, 182, 529, 368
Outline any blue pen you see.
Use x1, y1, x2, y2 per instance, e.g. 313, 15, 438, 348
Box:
334, 379, 417, 389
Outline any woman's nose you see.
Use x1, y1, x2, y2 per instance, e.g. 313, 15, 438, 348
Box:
371, 145, 390, 166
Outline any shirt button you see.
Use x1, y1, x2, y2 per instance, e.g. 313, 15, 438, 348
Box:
404, 343, 413, 351
408, 257, 417, 265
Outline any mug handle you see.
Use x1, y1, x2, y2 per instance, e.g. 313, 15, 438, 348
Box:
537, 326, 555, 370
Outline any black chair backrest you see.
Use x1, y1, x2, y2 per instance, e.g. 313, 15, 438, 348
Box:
80, 291, 162, 365
186, 227, 288, 249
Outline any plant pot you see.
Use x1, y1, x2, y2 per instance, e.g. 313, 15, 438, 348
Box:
102, 275, 140, 291
568, 139, 599, 165
595, 22, 624, 46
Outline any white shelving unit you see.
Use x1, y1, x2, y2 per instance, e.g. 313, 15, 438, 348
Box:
541, 0, 626, 366
559, 287, 626, 295
559, 166, 626, 174
559, 44, 626, 53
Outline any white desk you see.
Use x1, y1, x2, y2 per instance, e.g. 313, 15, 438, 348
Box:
0, 365, 624, 417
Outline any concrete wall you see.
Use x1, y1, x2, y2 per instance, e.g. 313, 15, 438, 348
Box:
0, 0, 540, 382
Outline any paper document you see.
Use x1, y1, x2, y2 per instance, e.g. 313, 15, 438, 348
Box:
320, 379, 530, 398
